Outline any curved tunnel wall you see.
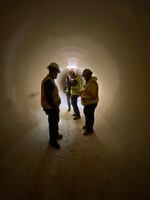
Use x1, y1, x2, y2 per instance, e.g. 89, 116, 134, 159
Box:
0, 0, 150, 190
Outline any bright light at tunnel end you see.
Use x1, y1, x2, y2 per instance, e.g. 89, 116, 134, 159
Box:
66, 65, 77, 69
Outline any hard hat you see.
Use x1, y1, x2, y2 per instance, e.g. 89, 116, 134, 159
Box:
47, 62, 60, 73
81, 68, 92, 76
68, 70, 75, 76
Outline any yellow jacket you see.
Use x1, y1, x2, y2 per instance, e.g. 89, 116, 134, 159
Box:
81, 76, 99, 105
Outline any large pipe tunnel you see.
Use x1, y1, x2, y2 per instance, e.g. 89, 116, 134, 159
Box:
0, 1, 150, 199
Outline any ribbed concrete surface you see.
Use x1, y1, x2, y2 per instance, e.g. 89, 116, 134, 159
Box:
0, 1, 150, 200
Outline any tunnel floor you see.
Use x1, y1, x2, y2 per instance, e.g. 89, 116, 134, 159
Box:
0, 105, 149, 200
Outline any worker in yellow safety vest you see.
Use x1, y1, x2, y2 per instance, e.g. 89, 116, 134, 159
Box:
80, 68, 99, 135
41, 62, 63, 149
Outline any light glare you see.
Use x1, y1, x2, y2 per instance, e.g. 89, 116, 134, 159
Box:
66, 65, 77, 69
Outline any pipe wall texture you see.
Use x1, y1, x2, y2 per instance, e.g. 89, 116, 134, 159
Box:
0, 1, 150, 199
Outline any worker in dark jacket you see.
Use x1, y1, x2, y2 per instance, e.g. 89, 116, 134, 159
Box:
41, 62, 62, 149
64, 73, 71, 111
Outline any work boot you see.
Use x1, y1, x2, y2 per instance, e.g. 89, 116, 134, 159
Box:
82, 125, 86, 129
56, 134, 63, 140
49, 141, 60, 150
83, 129, 94, 135
73, 116, 81, 120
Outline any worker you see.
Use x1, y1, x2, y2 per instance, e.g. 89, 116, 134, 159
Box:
41, 62, 62, 149
69, 70, 82, 120
64, 72, 71, 111
80, 68, 99, 135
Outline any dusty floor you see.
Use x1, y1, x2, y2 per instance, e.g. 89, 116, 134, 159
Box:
0, 105, 150, 200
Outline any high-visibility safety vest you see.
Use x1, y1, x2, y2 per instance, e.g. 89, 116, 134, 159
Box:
41, 74, 61, 109
81, 76, 99, 105
70, 75, 81, 96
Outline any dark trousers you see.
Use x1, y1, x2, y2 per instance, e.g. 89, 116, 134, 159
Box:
66, 94, 71, 110
71, 95, 80, 117
83, 103, 97, 131
44, 108, 60, 142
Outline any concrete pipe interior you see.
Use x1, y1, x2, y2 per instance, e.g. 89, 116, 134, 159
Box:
0, 1, 150, 199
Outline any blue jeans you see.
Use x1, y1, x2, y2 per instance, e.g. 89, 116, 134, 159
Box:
71, 95, 80, 117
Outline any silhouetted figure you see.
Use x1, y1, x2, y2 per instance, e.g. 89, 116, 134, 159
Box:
81, 68, 99, 135
64, 73, 71, 111
41, 62, 63, 149
69, 70, 82, 120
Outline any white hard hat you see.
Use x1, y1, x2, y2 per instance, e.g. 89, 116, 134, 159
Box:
68, 70, 75, 76
47, 62, 60, 73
